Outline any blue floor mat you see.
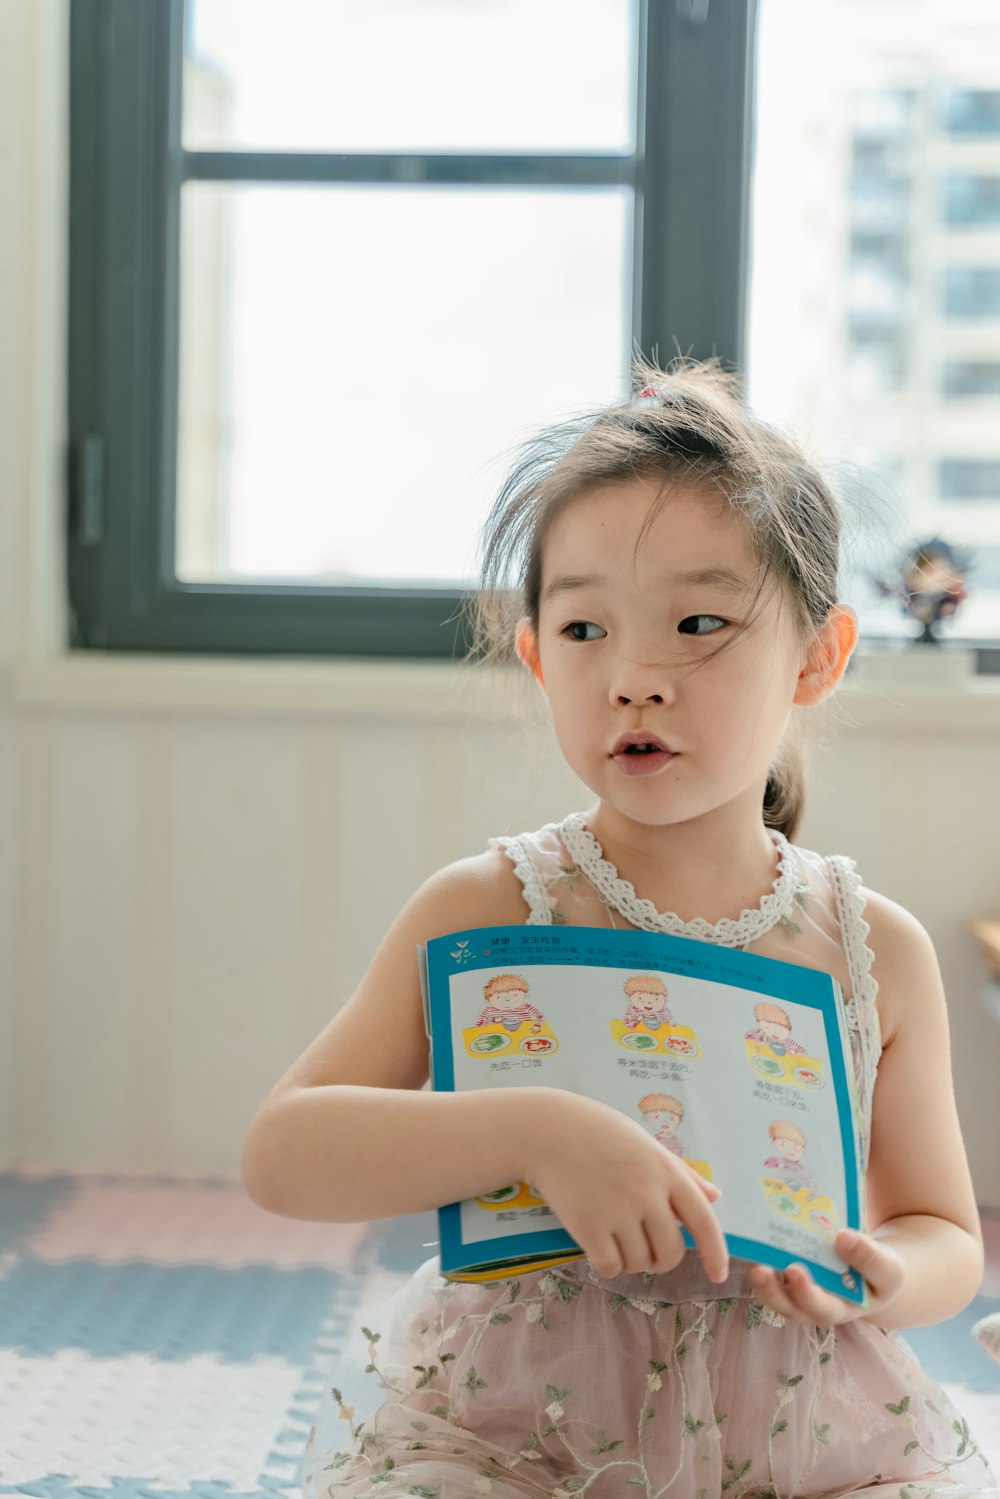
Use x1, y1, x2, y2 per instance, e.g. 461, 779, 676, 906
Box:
0, 1171, 995, 1497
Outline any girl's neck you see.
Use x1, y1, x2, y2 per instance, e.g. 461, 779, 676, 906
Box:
582, 800, 783, 927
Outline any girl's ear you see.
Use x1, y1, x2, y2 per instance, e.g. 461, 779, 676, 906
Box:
514, 619, 545, 689
793, 605, 859, 706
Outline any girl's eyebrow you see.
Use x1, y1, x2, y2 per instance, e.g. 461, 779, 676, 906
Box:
542, 566, 750, 602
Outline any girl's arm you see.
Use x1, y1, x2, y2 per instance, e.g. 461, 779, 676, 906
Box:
855, 889, 984, 1327
749, 890, 985, 1329
241, 851, 532, 1220
241, 851, 730, 1281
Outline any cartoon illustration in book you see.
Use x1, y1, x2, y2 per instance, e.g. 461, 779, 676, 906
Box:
638, 1094, 714, 1183
744, 1002, 825, 1090
611, 975, 701, 1057
745, 1002, 806, 1054
463, 973, 560, 1058
625, 975, 674, 1031
760, 1120, 838, 1238
475, 1181, 549, 1212
763, 1120, 815, 1192
638, 1092, 685, 1155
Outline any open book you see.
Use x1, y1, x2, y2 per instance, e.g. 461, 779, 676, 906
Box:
418, 923, 868, 1308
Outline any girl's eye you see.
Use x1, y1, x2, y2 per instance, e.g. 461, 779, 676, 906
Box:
678, 614, 727, 636
562, 621, 607, 642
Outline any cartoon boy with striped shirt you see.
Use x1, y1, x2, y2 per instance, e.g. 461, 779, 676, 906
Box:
623, 974, 674, 1031
476, 973, 543, 1033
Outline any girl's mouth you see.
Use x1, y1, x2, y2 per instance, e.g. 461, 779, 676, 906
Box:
611, 744, 678, 776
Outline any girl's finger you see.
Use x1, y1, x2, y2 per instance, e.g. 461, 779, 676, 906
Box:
588, 1234, 624, 1281
748, 1264, 809, 1322
641, 1206, 686, 1275
674, 1179, 729, 1283
780, 1262, 845, 1324
685, 1164, 722, 1202
613, 1222, 657, 1276
751, 1263, 847, 1326
835, 1229, 903, 1299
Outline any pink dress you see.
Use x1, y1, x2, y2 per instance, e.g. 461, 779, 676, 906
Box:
302, 819, 997, 1498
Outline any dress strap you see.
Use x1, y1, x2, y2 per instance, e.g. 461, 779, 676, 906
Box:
825, 855, 878, 1028
825, 853, 882, 1167
489, 834, 555, 926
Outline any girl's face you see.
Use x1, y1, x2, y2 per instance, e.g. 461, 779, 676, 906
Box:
533, 477, 811, 835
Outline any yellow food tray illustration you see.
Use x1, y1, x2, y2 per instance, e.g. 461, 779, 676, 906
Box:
683, 1159, 714, 1184
610, 1020, 701, 1058
745, 1041, 824, 1090
475, 1181, 547, 1211
761, 1175, 838, 1238
462, 1022, 560, 1059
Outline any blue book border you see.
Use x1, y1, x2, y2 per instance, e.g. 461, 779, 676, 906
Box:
426, 924, 865, 1303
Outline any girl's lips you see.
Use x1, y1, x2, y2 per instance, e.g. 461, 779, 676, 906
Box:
611, 749, 678, 777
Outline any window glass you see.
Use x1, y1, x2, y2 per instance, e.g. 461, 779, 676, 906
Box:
946, 88, 1000, 134
183, 0, 636, 154
943, 360, 1000, 396
747, 0, 1000, 642
946, 175, 1000, 225
939, 460, 1000, 500
176, 185, 631, 585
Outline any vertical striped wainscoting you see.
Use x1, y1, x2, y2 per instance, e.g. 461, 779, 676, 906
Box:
2, 685, 1000, 1205
3, 702, 586, 1176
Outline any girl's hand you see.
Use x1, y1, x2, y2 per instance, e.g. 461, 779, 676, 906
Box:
524, 1092, 729, 1284
747, 1228, 906, 1326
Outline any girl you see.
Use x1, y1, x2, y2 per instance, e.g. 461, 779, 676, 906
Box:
243, 361, 994, 1497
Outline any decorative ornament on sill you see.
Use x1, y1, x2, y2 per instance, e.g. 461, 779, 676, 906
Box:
874, 537, 972, 646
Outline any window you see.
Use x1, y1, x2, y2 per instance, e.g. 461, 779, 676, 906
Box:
71, 0, 1000, 659
943, 361, 1000, 398
939, 461, 1000, 502
944, 268, 1000, 318
946, 89, 1000, 135
68, 0, 756, 656
946, 175, 1000, 227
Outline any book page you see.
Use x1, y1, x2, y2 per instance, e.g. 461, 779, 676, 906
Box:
426, 925, 864, 1301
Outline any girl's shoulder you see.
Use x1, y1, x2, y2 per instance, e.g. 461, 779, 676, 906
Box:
414, 846, 533, 935
849, 881, 941, 1048
788, 844, 937, 1047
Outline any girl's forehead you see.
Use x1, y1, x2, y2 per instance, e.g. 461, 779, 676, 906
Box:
541, 477, 754, 577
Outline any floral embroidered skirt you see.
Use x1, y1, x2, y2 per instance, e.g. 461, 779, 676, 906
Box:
302, 1257, 997, 1499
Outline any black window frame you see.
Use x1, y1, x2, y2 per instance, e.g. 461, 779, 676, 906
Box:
68, 0, 757, 657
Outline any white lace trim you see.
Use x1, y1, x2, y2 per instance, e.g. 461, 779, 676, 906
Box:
488, 835, 554, 925
555, 812, 801, 949
826, 852, 882, 1168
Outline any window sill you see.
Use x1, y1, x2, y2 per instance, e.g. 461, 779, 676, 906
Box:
6, 650, 1000, 731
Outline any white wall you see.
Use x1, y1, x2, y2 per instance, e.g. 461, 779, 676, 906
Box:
2, 0, 999, 1202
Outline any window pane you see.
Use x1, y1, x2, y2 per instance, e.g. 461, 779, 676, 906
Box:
946, 174, 1000, 225
943, 360, 1000, 396
183, 0, 636, 154
946, 88, 1000, 134
939, 460, 1000, 500
176, 185, 630, 585
747, 0, 1000, 642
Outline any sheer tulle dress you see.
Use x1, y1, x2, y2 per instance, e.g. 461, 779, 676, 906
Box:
302, 817, 997, 1499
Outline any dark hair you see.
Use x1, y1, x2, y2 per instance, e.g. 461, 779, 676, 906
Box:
474, 358, 847, 841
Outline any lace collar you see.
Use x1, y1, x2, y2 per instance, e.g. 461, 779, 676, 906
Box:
555, 812, 802, 949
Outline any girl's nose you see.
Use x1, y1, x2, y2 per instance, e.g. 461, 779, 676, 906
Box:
609, 657, 677, 707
